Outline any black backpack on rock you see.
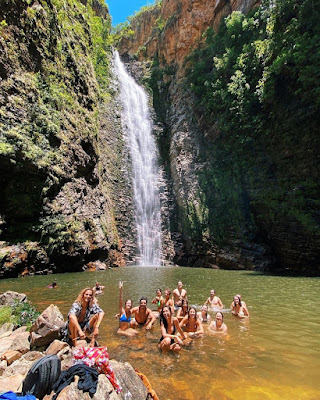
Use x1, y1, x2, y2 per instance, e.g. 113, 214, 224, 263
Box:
22, 355, 61, 400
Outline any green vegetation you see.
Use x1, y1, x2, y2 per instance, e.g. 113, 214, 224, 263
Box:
0, 301, 40, 328
0, 0, 113, 251
183, 0, 320, 242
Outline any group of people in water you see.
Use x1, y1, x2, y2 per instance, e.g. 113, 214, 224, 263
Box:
64, 280, 249, 353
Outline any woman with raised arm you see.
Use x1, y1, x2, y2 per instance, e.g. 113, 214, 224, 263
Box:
117, 281, 137, 337
158, 305, 187, 353
180, 306, 204, 338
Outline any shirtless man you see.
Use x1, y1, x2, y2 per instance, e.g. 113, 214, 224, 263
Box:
205, 289, 223, 309
131, 297, 156, 330
172, 281, 188, 311
67, 288, 105, 347
209, 312, 228, 335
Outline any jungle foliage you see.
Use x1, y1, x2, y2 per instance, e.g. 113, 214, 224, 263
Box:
185, 0, 320, 242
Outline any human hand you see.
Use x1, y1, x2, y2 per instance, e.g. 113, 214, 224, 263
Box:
78, 329, 85, 339
146, 323, 152, 331
119, 281, 123, 289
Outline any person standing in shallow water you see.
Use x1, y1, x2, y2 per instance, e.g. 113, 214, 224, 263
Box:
172, 281, 188, 311
67, 288, 105, 347
205, 289, 223, 310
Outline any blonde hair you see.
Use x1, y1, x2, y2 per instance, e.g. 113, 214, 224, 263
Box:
75, 287, 97, 307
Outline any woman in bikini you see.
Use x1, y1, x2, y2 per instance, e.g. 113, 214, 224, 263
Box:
180, 306, 204, 338
117, 281, 138, 337
208, 312, 228, 334
176, 299, 189, 322
152, 288, 164, 317
231, 295, 249, 318
158, 305, 187, 352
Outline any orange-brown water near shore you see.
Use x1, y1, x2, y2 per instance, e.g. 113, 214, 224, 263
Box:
1, 267, 319, 400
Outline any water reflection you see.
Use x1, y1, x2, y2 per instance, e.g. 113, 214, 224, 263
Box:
0, 267, 319, 399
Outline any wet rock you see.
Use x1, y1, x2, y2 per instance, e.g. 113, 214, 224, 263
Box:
110, 360, 148, 400
30, 304, 65, 348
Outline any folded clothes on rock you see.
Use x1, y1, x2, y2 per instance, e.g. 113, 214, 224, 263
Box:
73, 346, 121, 393
52, 364, 99, 399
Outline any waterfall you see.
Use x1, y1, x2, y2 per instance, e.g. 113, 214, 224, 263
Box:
114, 51, 162, 266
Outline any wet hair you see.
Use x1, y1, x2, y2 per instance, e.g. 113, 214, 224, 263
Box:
234, 295, 242, 307
75, 288, 97, 306
187, 306, 198, 320
52, 282, 57, 287
140, 296, 148, 304
181, 299, 189, 312
156, 288, 162, 294
160, 305, 172, 330
216, 312, 224, 320
125, 299, 132, 308
165, 288, 171, 296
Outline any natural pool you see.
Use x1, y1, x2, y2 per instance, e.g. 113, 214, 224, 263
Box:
1, 266, 319, 400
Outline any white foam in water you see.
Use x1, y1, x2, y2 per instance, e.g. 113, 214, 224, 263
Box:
114, 51, 162, 266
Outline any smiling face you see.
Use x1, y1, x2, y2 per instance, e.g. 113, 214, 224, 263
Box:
189, 307, 196, 319
156, 289, 162, 296
125, 300, 132, 309
164, 289, 170, 298
140, 299, 147, 309
234, 296, 240, 305
162, 306, 171, 320
202, 305, 208, 313
178, 281, 183, 289
210, 290, 215, 297
83, 290, 93, 303
216, 312, 223, 322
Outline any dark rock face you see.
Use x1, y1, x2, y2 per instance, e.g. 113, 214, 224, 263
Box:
0, 0, 133, 276
117, 0, 320, 275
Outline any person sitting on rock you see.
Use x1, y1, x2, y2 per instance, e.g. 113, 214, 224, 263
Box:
67, 287, 105, 347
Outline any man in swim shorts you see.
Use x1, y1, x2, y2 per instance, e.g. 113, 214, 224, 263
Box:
205, 289, 223, 309
67, 287, 105, 347
172, 281, 188, 311
131, 297, 156, 330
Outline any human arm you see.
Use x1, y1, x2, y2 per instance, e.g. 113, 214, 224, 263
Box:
93, 311, 105, 336
145, 308, 156, 330
119, 282, 123, 315
218, 297, 223, 308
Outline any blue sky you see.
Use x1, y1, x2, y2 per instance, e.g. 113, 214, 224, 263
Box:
106, 0, 157, 26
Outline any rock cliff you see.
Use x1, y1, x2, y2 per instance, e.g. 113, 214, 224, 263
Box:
117, 0, 320, 275
0, 0, 136, 276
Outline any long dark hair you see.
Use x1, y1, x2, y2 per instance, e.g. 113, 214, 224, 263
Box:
234, 295, 242, 307
187, 306, 198, 320
160, 305, 172, 331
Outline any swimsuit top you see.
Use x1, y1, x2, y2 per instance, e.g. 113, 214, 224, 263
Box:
119, 313, 131, 323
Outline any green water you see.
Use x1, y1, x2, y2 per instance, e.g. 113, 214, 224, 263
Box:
1, 267, 319, 400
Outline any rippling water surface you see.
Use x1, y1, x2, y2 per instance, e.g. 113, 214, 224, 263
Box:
1, 267, 319, 400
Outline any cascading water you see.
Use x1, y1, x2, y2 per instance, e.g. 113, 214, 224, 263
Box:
114, 51, 162, 266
